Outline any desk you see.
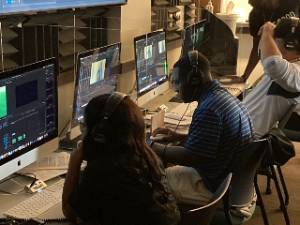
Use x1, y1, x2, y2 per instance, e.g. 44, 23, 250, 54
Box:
141, 81, 246, 113
0, 179, 69, 225
0, 151, 68, 223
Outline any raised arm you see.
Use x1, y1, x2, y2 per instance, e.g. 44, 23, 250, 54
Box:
258, 22, 281, 60
262, 56, 300, 92
259, 22, 300, 92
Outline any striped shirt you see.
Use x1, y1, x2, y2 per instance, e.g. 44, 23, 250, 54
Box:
185, 80, 253, 192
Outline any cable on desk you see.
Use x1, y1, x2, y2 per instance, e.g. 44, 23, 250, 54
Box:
161, 102, 191, 166
58, 119, 70, 138
173, 102, 192, 133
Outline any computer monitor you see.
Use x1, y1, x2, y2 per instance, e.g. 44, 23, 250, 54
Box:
0, 0, 127, 15
182, 20, 207, 56
134, 30, 169, 106
187, 10, 239, 76
70, 43, 121, 140
0, 58, 59, 181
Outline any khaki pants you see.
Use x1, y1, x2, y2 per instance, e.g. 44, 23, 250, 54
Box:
166, 165, 213, 206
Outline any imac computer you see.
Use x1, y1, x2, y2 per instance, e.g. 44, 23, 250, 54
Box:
69, 43, 121, 140
182, 20, 207, 56
134, 30, 169, 106
0, 58, 59, 181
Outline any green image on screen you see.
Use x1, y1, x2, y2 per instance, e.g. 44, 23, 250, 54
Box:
90, 59, 106, 85
0, 86, 8, 118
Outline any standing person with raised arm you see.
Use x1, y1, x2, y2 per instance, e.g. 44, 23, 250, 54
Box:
243, 17, 300, 137
241, 0, 299, 82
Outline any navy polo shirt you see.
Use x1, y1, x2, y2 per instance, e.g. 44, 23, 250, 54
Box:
185, 80, 253, 192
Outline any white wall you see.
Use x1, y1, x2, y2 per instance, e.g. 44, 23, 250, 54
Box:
120, 0, 151, 62
236, 33, 263, 85
118, 0, 151, 94
222, 0, 252, 22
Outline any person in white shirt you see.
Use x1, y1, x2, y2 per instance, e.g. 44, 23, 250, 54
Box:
243, 17, 300, 138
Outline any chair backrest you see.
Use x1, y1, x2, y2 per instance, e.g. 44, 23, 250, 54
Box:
180, 173, 232, 225
278, 104, 297, 129
230, 139, 268, 207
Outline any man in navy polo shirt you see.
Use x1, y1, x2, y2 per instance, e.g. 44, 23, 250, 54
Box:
152, 51, 253, 205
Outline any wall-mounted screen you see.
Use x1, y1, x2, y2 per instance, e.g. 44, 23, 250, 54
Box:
0, 0, 127, 15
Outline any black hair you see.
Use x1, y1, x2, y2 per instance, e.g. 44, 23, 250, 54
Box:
274, 17, 300, 52
173, 51, 210, 102
174, 51, 210, 80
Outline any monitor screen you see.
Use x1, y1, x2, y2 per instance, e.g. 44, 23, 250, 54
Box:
182, 20, 207, 56
0, 0, 127, 15
72, 43, 120, 127
0, 58, 58, 167
134, 30, 168, 96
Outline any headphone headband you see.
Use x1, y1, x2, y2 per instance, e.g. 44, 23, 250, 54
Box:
275, 17, 300, 50
188, 50, 199, 67
103, 92, 127, 119
91, 91, 127, 144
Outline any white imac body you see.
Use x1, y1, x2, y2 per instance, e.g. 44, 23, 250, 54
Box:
134, 30, 169, 107
0, 58, 59, 182
0, 138, 59, 181
137, 80, 169, 107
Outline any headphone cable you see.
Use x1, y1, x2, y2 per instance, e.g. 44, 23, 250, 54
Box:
161, 102, 192, 165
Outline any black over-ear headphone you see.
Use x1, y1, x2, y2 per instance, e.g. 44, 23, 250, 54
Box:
187, 50, 203, 86
285, 17, 300, 50
276, 17, 300, 50
91, 92, 127, 143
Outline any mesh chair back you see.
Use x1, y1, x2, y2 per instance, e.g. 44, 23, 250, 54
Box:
180, 173, 232, 225
278, 104, 297, 129
230, 139, 268, 207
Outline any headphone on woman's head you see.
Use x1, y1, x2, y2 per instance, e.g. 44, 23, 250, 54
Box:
91, 92, 127, 144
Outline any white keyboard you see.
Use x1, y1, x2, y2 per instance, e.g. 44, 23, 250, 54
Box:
4, 179, 64, 219
165, 112, 186, 121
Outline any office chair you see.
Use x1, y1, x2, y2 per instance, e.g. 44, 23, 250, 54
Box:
211, 139, 270, 225
282, 104, 300, 142
262, 104, 297, 207
179, 173, 232, 225
257, 135, 292, 225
